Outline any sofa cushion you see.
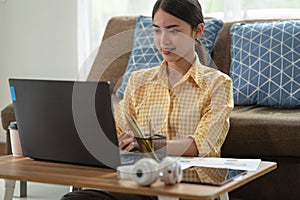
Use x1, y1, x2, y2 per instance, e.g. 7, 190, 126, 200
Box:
200, 18, 224, 54
116, 16, 224, 98
230, 20, 300, 108
115, 16, 161, 98
222, 105, 300, 158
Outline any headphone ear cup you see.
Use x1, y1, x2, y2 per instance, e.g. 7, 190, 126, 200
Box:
160, 157, 182, 185
131, 158, 159, 186
116, 165, 133, 180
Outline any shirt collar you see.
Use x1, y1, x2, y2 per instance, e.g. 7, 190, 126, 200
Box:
155, 60, 169, 87
152, 53, 204, 88
184, 54, 203, 88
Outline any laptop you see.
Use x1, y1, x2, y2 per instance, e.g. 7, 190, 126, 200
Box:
9, 78, 130, 169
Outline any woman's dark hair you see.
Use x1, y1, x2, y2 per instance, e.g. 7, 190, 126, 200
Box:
152, 0, 204, 30
152, 0, 207, 65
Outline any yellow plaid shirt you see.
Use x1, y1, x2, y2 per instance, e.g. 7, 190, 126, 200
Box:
114, 56, 234, 182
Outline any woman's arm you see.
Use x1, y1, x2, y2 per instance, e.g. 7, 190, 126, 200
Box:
166, 138, 198, 156
192, 74, 234, 157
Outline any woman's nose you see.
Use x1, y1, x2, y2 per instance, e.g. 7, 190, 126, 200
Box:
160, 29, 171, 45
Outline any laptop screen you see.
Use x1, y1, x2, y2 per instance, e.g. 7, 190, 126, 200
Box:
9, 79, 121, 169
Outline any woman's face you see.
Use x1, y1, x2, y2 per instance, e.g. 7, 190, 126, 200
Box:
153, 9, 197, 64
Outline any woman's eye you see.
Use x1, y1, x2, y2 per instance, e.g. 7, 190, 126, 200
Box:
169, 30, 178, 35
153, 29, 161, 34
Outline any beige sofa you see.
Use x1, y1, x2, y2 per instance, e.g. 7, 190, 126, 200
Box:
2, 16, 300, 200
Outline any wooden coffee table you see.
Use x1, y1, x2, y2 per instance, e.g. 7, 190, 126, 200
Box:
0, 156, 276, 200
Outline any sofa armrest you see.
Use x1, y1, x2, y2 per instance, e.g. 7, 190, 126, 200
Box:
87, 17, 137, 92
1, 103, 15, 131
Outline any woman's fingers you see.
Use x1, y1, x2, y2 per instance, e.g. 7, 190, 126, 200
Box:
118, 130, 134, 141
124, 141, 135, 152
119, 137, 133, 149
118, 131, 134, 151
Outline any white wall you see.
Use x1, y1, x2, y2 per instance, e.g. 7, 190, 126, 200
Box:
0, 0, 78, 142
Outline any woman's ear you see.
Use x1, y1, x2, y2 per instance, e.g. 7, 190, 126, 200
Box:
193, 23, 205, 39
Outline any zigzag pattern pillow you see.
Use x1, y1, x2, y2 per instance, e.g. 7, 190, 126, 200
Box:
116, 16, 224, 98
230, 20, 300, 108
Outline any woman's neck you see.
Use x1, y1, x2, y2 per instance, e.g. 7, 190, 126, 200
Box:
167, 66, 183, 89
167, 53, 196, 75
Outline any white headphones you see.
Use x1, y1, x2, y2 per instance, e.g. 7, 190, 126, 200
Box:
117, 157, 182, 186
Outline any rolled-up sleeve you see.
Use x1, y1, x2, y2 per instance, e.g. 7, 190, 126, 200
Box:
193, 74, 234, 157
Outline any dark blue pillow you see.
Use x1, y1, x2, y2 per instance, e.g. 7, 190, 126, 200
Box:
230, 20, 300, 108
116, 16, 224, 98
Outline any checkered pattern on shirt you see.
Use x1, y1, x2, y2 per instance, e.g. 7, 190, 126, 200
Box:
114, 56, 233, 182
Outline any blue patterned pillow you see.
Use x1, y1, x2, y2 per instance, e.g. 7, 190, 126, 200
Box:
116, 16, 224, 98
230, 20, 300, 108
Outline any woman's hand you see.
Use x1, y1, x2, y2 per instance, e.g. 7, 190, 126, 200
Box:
118, 130, 135, 152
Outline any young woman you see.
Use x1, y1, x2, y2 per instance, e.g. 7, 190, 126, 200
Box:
61, 0, 233, 199
117, 0, 233, 159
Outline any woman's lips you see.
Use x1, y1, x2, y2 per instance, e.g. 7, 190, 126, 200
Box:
161, 47, 176, 55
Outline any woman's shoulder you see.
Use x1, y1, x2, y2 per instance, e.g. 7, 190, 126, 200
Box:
193, 64, 232, 90
131, 66, 160, 76
201, 65, 231, 83
128, 66, 160, 86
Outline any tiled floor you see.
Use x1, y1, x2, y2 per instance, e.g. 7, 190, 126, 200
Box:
0, 179, 69, 200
